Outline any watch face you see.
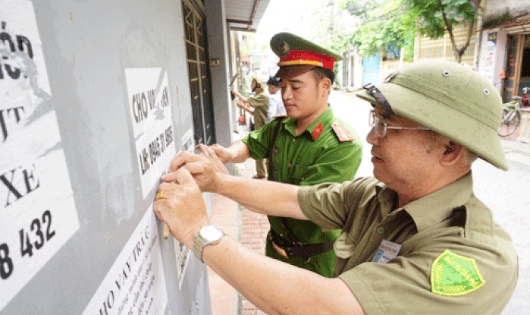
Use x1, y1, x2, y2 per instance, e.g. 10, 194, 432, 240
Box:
201, 225, 223, 242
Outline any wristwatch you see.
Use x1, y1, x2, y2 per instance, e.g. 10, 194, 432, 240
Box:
193, 225, 225, 262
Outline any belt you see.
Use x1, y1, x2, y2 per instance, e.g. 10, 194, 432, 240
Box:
269, 229, 334, 261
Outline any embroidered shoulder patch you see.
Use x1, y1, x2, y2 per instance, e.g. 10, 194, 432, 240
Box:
431, 250, 485, 296
331, 122, 355, 142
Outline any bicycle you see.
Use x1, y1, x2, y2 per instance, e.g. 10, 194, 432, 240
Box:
497, 87, 528, 137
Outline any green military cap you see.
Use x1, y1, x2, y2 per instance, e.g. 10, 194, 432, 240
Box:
270, 32, 343, 79
356, 59, 508, 170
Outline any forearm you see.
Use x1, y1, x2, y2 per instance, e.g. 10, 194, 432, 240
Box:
226, 140, 251, 164
213, 173, 305, 220
240, 104, 254, 115
233, 91, 249, 104
203, 236, 363, 315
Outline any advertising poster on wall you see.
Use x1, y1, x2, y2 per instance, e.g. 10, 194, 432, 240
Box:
181, 128, 195, 153
0, 0, 80, 311
482, 32, 498, 82
82, 206, 168, 315
125, 68, 176, 199
174, 128, 196, 287
174, 239, 191, 289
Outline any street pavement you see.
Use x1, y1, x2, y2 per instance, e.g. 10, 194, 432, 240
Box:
209, 90, 530, 314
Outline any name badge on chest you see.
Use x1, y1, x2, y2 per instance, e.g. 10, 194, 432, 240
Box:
371, 240, 402, 264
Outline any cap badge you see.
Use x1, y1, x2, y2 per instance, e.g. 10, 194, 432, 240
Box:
279, 41, 290, 56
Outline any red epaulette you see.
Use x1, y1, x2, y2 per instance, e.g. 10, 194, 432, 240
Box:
331, 122, 355, 142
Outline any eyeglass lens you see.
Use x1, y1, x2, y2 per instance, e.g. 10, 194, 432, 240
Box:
369, 111, 385, 138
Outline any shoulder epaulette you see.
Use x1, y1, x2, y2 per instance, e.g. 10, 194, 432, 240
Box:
331, 122, 355, 142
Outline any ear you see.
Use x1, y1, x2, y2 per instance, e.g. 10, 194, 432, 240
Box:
320, 77, 332, 97
440, 140, 464, 166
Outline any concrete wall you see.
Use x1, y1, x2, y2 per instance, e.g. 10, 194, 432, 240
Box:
1, 0, 218, 313
483, 0, 530, 23
205, 0, 236, 173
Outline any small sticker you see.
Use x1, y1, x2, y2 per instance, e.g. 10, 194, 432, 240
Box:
332, 123, 355, 142
431, 250, 486, 296
371, 240, 401, 264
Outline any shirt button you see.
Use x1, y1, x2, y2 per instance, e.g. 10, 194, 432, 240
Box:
376, 226, 385, 234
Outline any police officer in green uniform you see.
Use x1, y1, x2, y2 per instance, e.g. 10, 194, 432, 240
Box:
232, 77, 270, 179
209, 33, 362, 277
156, 59, 518, 314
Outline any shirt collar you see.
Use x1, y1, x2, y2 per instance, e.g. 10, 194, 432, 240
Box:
283, 105, 334, 140
377, 172, 474, 232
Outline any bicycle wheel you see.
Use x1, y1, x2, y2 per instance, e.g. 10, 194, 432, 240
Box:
498, 109, 521, 137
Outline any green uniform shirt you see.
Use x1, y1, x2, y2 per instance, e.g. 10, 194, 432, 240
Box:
242, 106, 363, 277
248, 90, 269, 130
299, 173, 518, 314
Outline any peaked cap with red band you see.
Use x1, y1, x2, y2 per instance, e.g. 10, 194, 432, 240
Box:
270, 32, 342, 79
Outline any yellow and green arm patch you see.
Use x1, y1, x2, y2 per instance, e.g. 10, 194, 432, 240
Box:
430, 250, 486, 296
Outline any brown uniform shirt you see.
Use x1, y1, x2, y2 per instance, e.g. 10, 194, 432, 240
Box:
298, 173, 518, 314
248, 90, 269, 130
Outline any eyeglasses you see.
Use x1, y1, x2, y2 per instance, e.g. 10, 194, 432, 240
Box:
369, 110, 430, 138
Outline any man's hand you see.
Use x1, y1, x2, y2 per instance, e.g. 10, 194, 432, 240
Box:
165, 151, 220, 192
232, 90, 243, 100
197, 144, 229, 174
209, 144, 235, 164
235, 100, 246, 109
236, 100, 253, 114
153, 167, 210, 248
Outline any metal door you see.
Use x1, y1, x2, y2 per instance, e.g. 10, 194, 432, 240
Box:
503, 34, 524, 102
362, 52, 380, 86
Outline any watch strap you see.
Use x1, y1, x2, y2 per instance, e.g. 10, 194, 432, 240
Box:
193, 226, 224, 263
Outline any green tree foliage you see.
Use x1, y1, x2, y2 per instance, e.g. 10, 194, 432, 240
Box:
338, 0, 377, 16
348, 0, 416, 61
404, 0, 482, 62
346, 0, 482, 62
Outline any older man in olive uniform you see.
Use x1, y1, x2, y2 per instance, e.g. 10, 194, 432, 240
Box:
232, 77, 270, 179
209, 33, 362, 277
155, 59, 518, 314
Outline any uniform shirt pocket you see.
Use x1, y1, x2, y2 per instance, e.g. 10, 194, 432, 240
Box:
290, 163, 308, 185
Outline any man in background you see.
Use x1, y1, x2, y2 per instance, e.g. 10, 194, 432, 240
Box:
232, 77, 269, 179
266, 76, 285, 122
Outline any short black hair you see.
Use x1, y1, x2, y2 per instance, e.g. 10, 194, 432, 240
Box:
267, 76, 281, 87
311, 67, 335, 85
